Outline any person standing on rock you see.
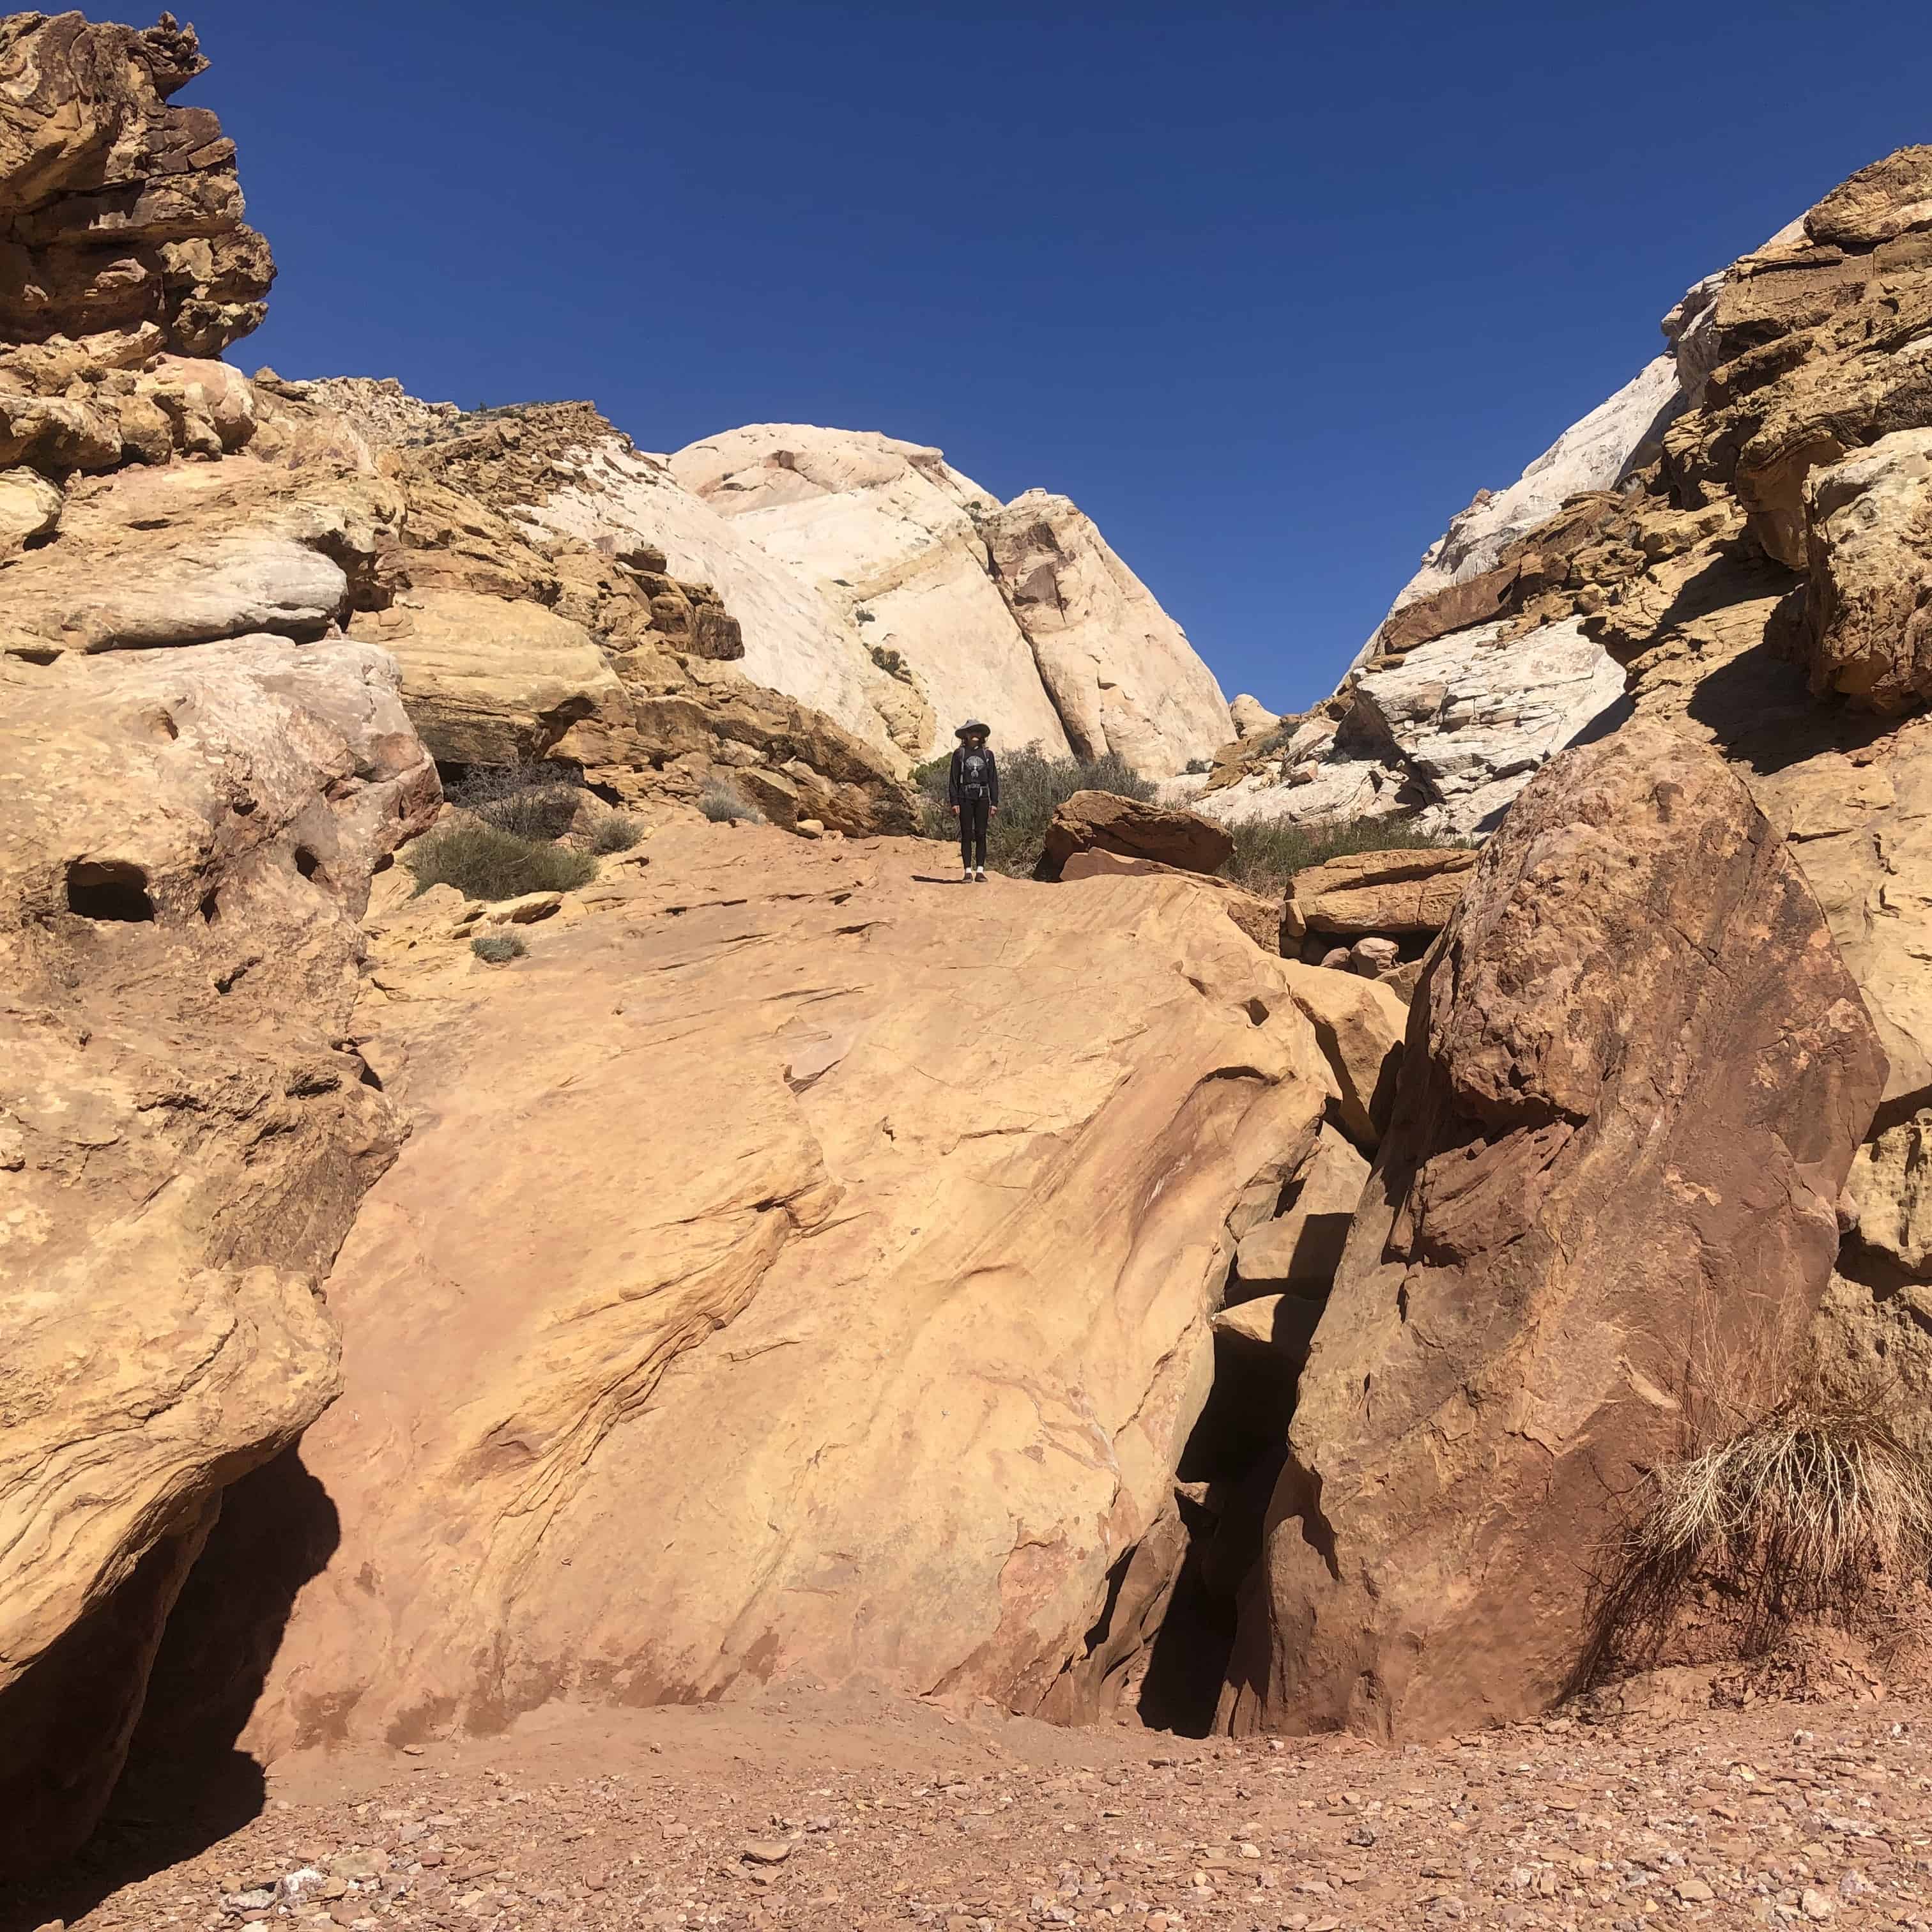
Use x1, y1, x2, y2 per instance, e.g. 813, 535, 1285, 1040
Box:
947, 721, 1000, 882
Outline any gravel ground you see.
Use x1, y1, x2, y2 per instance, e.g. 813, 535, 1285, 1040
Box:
15, 1682, 1932, 1932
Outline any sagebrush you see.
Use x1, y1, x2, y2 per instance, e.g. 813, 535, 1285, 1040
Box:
407, 824, 597, 901
470, 931, 526, 963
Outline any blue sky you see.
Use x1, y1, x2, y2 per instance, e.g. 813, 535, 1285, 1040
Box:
184, 1, 1931, 711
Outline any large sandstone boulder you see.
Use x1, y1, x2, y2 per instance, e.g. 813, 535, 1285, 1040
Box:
221, 827, 1337, 1754
1037, 788, 1234, 881
0, 635, 437, 1878
1225, 719, 1885, 1741
1280, 846, 1476, 944
1, 454, 398, 659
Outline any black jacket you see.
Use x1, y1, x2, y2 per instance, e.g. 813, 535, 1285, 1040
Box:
947, 744, 1000, 806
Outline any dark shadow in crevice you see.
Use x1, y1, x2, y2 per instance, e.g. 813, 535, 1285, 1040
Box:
7, 1448, 341, 1928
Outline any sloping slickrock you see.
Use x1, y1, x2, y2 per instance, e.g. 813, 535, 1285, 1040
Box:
1227, 719, 1885, 1742
1037, 788, 1233, 881
984, 488, 1232, 774
0, 12, 272, 357
1804, 427, 1932, 712
238, 827, 1335, 1754
1280, 846, 1476, 942
0, 634, 438, 1878
670, 424, 1070, 758
1058, 847, 1278, 952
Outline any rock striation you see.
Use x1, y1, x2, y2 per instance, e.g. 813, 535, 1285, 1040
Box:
1228, 720, 1885, 1740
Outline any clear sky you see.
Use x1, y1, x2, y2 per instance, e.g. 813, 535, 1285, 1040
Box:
180, 0, 1931, 712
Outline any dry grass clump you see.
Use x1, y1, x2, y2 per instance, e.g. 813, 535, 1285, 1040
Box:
471, 932, 526, 963
700, 780, 764, 824
586, 811, 645, 854
445, 763, 586, 842
1585, 1397, 1932, 1680
406, 824, 597, 901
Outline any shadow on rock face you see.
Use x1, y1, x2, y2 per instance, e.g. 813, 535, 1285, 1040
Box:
9, 1448, 340, 1925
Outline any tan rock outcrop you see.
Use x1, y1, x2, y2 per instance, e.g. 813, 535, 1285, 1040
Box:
349, 585, 627, 765
1234, 1124, 1368, 1291
1274, 961, 1407, 1149
1804, 427, 1932, 712
1226, 719, 1885, 1741
233, 826, 1337, 1751
1280, 846, 1476, 943
0, 12, 272, 358
1037, 788, 1234, 881
0, 634, 437, 1876
1, 454, 399, 659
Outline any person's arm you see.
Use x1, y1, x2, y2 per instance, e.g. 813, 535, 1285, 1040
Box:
988, 752, 1000, 809
947, 747, 960, 812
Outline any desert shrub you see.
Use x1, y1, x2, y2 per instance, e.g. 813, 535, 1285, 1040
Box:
406, 824, 597, 901
870, 643, 912, 682
914, 744, 1156, 877
1221, 814, 1472, 899
1184, 757, 1213, 775
471, 931, 526, 963
1583, 1397, 1932, 1680
443, 762, 585, 843
700, 780, 765, 824
587, 811, 645, 854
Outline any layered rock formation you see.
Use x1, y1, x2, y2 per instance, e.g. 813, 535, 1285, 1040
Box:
221, 826, 1338, 1752
300, 399, 1232, 778
1228, 721, 1885, 1740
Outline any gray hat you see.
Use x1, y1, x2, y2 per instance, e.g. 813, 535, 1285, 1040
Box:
955, 719, 991, 739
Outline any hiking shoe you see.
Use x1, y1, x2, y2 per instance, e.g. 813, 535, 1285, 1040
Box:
976, 867, 986, 881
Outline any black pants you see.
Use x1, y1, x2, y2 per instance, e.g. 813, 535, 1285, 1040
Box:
958, 793, 990, 868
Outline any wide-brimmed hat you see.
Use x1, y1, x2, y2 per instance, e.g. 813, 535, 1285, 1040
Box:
955, 719, 992, 739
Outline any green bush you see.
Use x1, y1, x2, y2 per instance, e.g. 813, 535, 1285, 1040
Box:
700, 780, 764, 824
587, 811, 645, 854
915, 744, 1154, 877
1220, 815, 1472, 900
870, 643, 912, 682
406, 824, 597, 901
471, 931, 526, 963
